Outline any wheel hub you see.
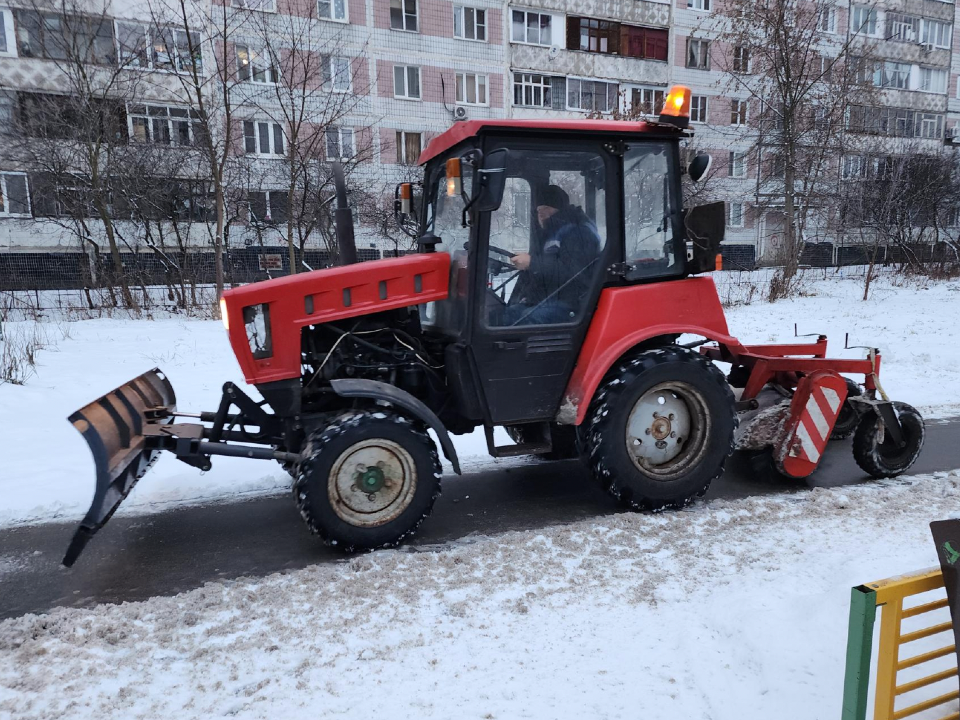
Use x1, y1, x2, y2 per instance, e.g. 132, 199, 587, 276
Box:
329, 439, 417, 528
625, 383, 701, 473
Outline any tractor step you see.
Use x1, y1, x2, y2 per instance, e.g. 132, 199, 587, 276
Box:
484, 424, 553, 457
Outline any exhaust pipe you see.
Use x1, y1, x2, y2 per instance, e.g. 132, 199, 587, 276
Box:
332, 161, 357, 266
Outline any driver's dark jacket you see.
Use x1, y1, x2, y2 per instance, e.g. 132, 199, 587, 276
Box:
517, 205, 601, 309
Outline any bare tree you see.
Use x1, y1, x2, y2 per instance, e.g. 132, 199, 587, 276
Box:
716, 0, 877, 298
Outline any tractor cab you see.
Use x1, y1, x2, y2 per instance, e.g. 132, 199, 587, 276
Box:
395, 103, 722, 426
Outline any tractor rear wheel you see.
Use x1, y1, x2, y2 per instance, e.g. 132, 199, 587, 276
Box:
852, 402, 924, 479
294, 411, 442, 550
583, 347, 736, 511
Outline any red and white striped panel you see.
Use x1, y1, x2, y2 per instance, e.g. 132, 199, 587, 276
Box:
776, 371, 849, 479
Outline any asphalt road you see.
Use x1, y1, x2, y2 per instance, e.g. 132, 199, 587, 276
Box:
2, 417, 959, 620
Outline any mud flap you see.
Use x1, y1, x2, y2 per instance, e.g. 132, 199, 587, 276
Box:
774, 371, 848, 479
63, 368, 176, 567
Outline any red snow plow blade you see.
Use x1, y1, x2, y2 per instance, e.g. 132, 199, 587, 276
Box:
63, 368, 176, 567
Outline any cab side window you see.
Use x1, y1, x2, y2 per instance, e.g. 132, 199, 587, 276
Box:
623, 143, 680, 280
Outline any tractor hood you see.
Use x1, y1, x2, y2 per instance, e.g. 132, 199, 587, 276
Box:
220, 253, 451, 385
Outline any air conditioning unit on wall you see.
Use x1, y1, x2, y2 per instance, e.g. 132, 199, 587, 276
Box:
453, 106, 468, 121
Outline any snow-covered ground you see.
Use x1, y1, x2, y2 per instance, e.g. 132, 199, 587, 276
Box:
1, 268, 959, 529
2, 471, 960, 719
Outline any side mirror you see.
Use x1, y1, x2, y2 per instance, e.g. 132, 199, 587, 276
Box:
688, 153, 712, 183
461, 148, 508, 213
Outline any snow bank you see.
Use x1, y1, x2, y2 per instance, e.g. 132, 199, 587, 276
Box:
1, 269, 958, 529
2, 471, 960, 719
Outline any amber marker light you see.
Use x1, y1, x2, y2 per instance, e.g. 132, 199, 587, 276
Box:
659, 85, 692, 129
399, 182, 413, 214
445, 157, 462, 197
219, 298, 229, 331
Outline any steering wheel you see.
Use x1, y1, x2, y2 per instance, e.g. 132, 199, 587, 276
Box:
487, 245, 517, 275
489, 245, 516, 259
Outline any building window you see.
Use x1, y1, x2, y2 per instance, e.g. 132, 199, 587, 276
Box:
318, 0, 347, 21
0, 172, 30, 216
390, 0, 418, 31
851, 5, 878, 35
393, 65, 421, 99
456, 72, 488, 105
919, 67, 947, 94
15, 10, 115, 64
881, 61, 910, 89
627, 86, 665, 114
728, 202, 744, 227
116, 23, 203, 73
688, 0, 710, 10
513, 73, 552, 107
918, 112, 943, 139
511, 9, 553, 46
247, 190, 287, 225
243, 120, 285, 156
621, 26, 668, 61
326, 126, 355, 159
922, 19, 952, 48
129, 105, 203, 145
570, 17, 619, 54
732, 46, 750, 73
323, 55, 351, 91
237, 45, 277, 84
454, 6, 486, 41
728, 151, 746, 177
566, 78, 619, 113
231, 0, 277, 11
0, 8, 16, 57
818, 6, 836, 33
886, 12, 920, 42
396, 131, 422, 164
686, 38, 710, 70
841, 155, 863, 180
730, 100, 747, 125
690, 95, 708, 123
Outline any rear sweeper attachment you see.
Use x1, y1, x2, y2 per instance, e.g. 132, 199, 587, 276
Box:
62, 87, 925, 566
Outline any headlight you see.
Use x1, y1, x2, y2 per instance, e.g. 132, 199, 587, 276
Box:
242, 303, 272, 359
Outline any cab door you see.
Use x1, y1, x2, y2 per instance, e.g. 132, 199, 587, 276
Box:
469, 142, 614, 425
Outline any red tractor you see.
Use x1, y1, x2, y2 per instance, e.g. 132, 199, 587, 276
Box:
63, 86, 924, 566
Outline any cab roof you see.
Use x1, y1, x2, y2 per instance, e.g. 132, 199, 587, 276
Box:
417, 118, 683, 165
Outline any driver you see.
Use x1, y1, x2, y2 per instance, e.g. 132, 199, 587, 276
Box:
506, 185, 601, 324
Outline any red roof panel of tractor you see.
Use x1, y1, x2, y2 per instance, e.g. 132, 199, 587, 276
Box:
418, 118, 681, 165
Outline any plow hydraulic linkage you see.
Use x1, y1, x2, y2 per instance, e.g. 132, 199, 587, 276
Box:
63, 368, 297, 567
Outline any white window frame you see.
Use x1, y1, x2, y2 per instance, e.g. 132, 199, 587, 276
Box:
881, 60, 910, 89
454, 5, 486, 42
318, 0, 348, 22
732, 46, 750, 73
0, 8, 17, 57
918, 112, 943, 139
326, 126, 355, 160
565, 76, 619, 114
624, 86, 665, 115
396, 130, 422, 164
115, 22, 202, 74
455, 72, 488, 106
728, 151, 746, 177
0, 172, 30, 217
323, 55, 352, 92
514, 72, 552, 108
851, 5, 878, 36
243, 119, 285, 156
390, 0, 418, 32
393, 64, 421, 100
819, 6, 837, 33
841, 154, 863, 180
886, 12, 920, 41
248, 190, 285, 224
231, 0, 277, 12
128, 104, 202, 145
731, 100, 747, 126
510, 8, 557, 46
686, 38, 710, 70
690, 95, 708, 123
237, 45, 277, 84
688, 0, 711, 10
918, 66, 947, 94
922, 18, 952, 48
728, 202, 744, 228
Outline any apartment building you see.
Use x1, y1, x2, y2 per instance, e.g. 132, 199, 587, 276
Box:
0, 0, 958, 276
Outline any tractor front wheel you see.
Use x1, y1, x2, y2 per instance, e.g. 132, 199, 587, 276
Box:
294, 411, 442, 550
583, 347, 736, 511
852, 402, 924, 479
